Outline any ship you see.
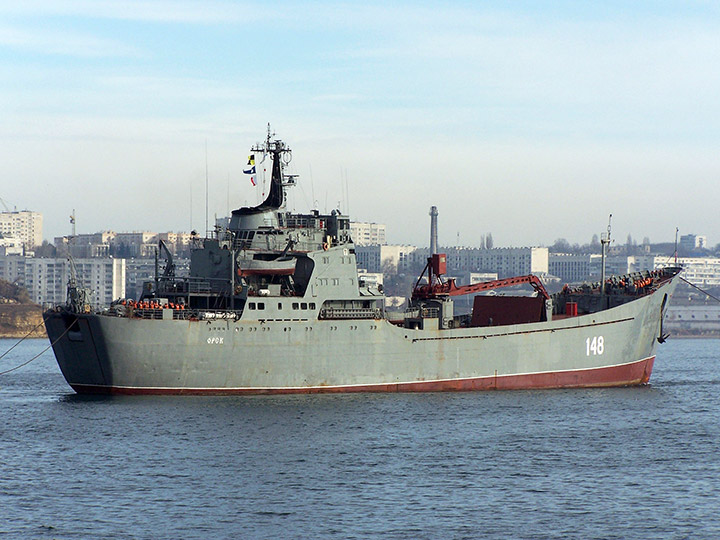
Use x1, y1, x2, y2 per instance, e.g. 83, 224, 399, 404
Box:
45, 128, 682, 395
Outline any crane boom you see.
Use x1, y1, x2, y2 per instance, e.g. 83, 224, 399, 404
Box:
411, 254, 550, 301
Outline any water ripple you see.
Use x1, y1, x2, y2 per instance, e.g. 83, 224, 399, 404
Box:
0, 339, 718, 539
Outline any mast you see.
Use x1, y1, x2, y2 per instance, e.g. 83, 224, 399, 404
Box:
254, 124, 287, 209
205, 140, 209, 237
236, 125, 292, 215
600, 214, 612, 303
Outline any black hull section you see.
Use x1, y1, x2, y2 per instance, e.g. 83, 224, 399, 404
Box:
45, 313, 110, 389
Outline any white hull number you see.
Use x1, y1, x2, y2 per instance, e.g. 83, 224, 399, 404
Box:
586, 336, 604, 356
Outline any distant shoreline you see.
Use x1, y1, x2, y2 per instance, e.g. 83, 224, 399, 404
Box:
667, 333, 720, 339
0, 304, 46, 339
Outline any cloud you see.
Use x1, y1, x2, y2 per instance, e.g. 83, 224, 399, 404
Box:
98, 74, 254, 102
310, 94, 365, 103
0, 24, 141, 57
2, 2, 720, 244
0, 0, 264, 24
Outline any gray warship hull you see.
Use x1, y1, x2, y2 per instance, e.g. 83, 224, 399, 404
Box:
44, 129, 681, 395
45, 274, 677, 394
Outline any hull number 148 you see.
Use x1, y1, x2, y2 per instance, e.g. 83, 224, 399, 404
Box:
586, 336, 604, 356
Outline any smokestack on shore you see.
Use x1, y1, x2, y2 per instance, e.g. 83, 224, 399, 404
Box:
430, 205, 438, 255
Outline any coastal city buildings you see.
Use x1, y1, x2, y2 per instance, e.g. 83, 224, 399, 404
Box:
437, 247, 549, 278
355, 244, 417, 273
0, 214, 193, 307
0, 253, 189, 308
356, 244, 550, 279
350, 222, 386, 246
548, 253, 599, 283
680, 234, 708, 253
55, 231, 193, 259
0, 210, 43, 249
662, 257, 720, 287
2, 207, 719, 313
0, 235, 24, 256
0, 257, 125, 307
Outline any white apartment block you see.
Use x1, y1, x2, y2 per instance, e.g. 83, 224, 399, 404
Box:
356, 245, 549, 278
412, 247, 549, 279
355, 245, 417, 273
0, 211, 43, 248
659, 257, 720, 287
549, 253, 599, 283
0, 235, 24, 256
350, 222, 386, 246
579, 254, 720, 288
0, 256, 125, 308
680, 234, 708, 252
0, 256, 25, 284
552, 254, 665, 283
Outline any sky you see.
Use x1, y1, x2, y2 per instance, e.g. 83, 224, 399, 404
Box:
1, 0, 719, 249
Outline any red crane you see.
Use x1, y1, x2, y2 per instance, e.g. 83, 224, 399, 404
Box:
412, 254, 550, 301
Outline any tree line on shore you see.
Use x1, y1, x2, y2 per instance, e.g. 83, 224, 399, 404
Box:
0, 278, 32, 304
550, 234, 718, 258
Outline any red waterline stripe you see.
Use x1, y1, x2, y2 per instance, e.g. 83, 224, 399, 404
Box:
70, 357, 655, 396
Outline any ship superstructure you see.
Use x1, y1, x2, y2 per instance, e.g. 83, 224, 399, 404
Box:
45, 130, 681, 394
135, 128, 380, 323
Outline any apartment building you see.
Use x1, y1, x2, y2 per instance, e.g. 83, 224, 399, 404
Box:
0, 256, 125, 308
350, 222, 387, 246
0, 210, 43, 248
355, 244, 418, 273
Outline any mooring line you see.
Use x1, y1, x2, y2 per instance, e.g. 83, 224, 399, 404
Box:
0, 317, 73, 376
0, 317, 49, 362
680, 277, 720, 304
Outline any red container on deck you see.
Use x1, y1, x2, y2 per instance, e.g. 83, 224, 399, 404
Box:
566, 302, 578, 316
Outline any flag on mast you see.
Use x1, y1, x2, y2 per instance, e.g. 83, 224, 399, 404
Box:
244, 154, 256, 185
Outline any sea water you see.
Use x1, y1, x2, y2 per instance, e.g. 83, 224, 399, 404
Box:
1, 338, 719, 539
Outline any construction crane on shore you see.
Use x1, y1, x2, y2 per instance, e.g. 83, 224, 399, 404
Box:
0, 197, 15, 212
